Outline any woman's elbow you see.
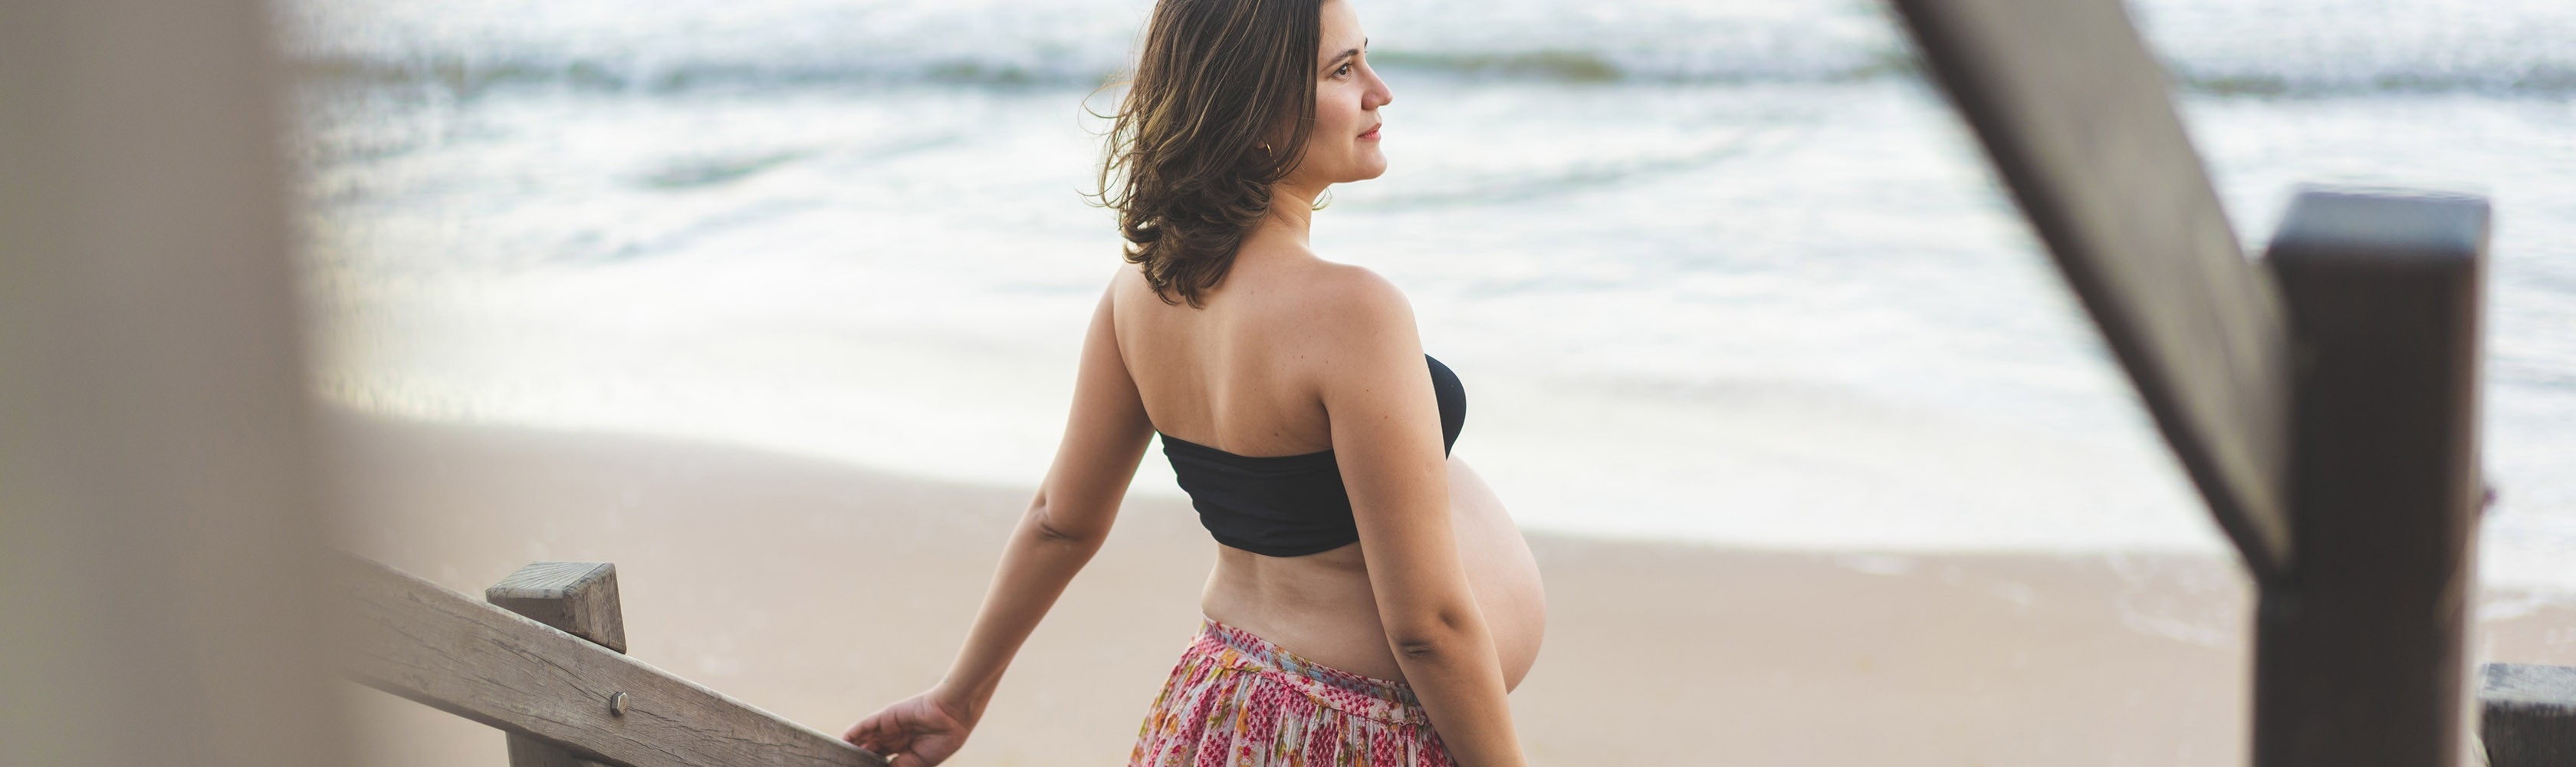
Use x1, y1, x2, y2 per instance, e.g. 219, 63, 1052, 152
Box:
1384, 607, 1478, 662
1024, 499, 1109, 548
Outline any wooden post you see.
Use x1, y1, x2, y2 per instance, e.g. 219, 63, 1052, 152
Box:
490, 562, 629, 767
489, 561, 630, 653
2482, 663, 2576, 766
2255, 189, 2489, 767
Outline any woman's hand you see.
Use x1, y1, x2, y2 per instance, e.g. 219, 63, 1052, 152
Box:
842, 686, 974, 765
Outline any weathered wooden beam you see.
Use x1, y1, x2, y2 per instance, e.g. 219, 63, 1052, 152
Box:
2254, 189, 2487, 767
1890, 0, 2295, 578
335, 554, 886, 767
490, 562, 629, 767
2482, 663, 2576, 766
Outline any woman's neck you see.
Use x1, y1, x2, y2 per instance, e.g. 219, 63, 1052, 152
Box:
1260, 181, 1325, 244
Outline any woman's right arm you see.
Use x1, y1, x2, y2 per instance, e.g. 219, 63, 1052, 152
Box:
842, 283, 1155, 765
1311, 268, 1526, 767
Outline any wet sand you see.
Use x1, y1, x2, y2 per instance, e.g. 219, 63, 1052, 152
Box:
325, 412, 2576, 766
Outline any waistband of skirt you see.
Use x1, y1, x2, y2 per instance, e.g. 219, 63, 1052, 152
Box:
1195, 617, 1425, 722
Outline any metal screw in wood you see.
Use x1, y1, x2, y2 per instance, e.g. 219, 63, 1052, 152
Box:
608, 691, 629, 716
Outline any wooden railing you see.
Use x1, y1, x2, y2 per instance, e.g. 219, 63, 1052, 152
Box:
1888, 1, 2492, 765
330, 555, 2574, 765
335, 565, 2576, 767
335, 555, 887, 767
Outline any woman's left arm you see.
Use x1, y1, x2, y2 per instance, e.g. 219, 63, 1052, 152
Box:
843, 285, 1153, 765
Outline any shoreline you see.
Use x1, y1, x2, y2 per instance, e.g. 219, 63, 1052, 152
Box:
327, 410, 2576, 766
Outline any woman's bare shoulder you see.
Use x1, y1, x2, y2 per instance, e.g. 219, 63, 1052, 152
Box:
1280, 262, 1421, 378
1100, 262, 1165, 330
1104, 261, 1150, 301
1293, 261, 1415, 338
1098, 254, 1414, 354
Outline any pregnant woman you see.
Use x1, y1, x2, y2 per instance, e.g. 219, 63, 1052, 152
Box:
843, 1, 1545, 764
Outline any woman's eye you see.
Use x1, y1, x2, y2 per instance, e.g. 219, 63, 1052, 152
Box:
1335, 64, 1352, 77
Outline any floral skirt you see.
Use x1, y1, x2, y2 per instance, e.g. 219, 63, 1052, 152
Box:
1130, 618, 1456, 767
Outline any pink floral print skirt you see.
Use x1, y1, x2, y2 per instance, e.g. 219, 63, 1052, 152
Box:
1130, 617, 1456, 767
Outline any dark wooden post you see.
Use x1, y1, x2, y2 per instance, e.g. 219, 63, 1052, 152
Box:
2482, 663, 2576, 765
1888, 0, 2295, 581
489, 562, 629, 767
2256, 189, 2489, 767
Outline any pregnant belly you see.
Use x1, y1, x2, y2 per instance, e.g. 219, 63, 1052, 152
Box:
1198, 459, 1549, 690
1446, 458, 1548, 690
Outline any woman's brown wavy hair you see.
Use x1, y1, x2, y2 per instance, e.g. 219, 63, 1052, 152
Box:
1092, 0, 1323, 308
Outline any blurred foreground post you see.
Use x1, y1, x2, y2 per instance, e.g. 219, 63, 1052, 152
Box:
2256, 189, 2487, 767
0, 1, 343, 767
1891, 1, 2490, 765
1889, 0, 2295, 581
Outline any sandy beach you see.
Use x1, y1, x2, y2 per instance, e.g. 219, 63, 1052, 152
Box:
326, 411, 2576, 766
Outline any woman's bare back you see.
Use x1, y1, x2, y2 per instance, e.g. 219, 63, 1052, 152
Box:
1109, 241, 1546, 689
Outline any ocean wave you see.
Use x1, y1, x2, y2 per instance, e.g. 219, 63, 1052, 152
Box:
1348, 127, 1783, 210
281, 0, 2576, 96
290, 52, 2576, 100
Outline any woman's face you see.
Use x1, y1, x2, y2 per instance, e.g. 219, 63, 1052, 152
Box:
1284, 0, 1392, 189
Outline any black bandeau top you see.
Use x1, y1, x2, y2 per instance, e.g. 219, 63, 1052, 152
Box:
1158, 355, 1466, 558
